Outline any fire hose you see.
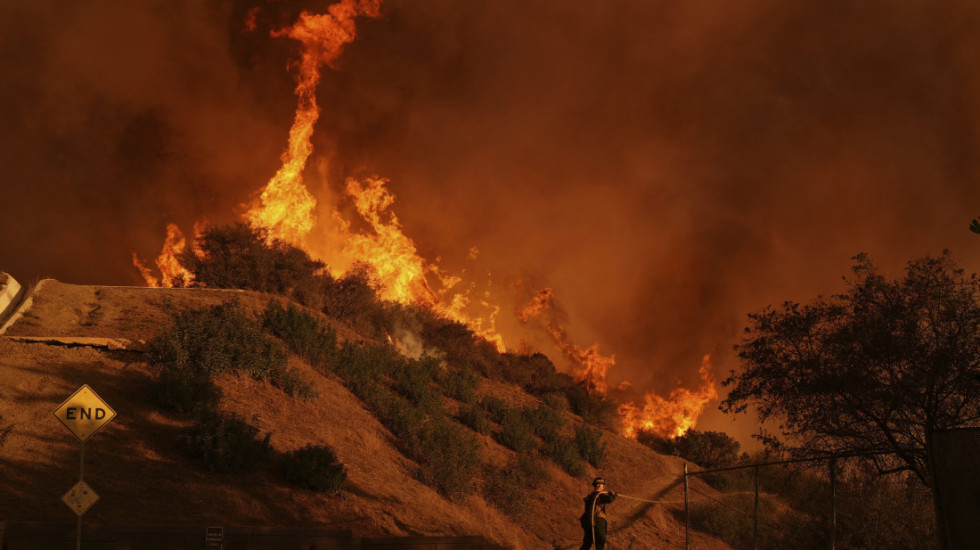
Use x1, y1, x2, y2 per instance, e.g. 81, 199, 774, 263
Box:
614, 493, 686, 505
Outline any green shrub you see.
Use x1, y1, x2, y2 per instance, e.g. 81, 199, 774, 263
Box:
335, 342, 399, 389
373, 390, 426, 447
180, 223, 326, 298
394, 359, 443, 413
574, 425, 606, 468
543, 392, 569, 412
281, 444, 347, 493
269, 365, 318, 400
458, 404, 492, 435
414, 420, 482, 500
480, 396, 511, 424
149, 300, 312, 406
261, 301, 338, 369
543, 436, 586, 478
565, 384, 620, 429
155, 365, 220, 414
496, 409, 537, 453
482, 453, 549, 517
183, 412, 271, 473
322, 265, 388, 338
148, 300, 287, 377
523, 404, 564, 442
438, 364, 480, 404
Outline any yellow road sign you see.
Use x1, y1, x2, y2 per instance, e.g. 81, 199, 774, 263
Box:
53, 385, 116, 442
62, 480, 99, 516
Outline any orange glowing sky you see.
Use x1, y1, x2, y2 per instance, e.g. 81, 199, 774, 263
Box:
2, 0, 980, 442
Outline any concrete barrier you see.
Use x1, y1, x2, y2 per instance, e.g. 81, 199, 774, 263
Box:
0, 273, 21, 321
0, 277, 41, 336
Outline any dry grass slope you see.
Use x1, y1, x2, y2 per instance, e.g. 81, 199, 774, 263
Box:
0, 280, 732, 549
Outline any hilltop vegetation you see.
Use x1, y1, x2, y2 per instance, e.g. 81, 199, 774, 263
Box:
161, 222, 938, 548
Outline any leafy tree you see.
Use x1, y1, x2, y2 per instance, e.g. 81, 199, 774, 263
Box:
722, 252, 980, 537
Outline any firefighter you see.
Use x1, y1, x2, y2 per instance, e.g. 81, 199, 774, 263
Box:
579, 477, 617, 550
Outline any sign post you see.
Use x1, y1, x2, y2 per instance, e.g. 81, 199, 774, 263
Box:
53, 385, 116, 550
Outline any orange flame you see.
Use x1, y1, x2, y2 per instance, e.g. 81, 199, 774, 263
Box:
518, 287, 717, 438
132, 223, 195, 288
516, 287, 615, 393
245, 1, 381, 246
618, 354, 719, 439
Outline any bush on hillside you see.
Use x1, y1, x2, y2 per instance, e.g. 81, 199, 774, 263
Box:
183, 412, 271, 473
543, 436, 586, 478
496, 408, 538, 453
148, 300, 315, 405
414, 420, 482, 500
482, 452, 550, 517
372, 389, 427, 449
523, 403, 564, 442
281, 443, 347, 493
334, 341, 399, 390
574, 425, 606, 468
322, 264, 388, 338
180, 223, 327, 297
457, 403, 492, 435
565, 384, 620, 430
480, 396, 511, 424
155, 365, 221, 415
261, 301, 338, 369
438, 364, 480, 404
543, 392, 570, 412
269, 365, 318, 400
393, 358, 443, 413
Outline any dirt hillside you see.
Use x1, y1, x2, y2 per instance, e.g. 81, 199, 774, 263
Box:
0, 279, 732, 549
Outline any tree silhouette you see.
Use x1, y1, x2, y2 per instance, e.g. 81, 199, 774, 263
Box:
722, 252, 980, 489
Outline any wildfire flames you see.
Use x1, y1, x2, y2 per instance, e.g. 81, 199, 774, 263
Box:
618, 355, 719, 439
516, 287, 615, 394
134, 0, 716, 439
517, 288, 718, 438
132, 223, 195, 288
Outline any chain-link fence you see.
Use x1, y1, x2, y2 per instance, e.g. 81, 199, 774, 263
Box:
678, 451, 935, 550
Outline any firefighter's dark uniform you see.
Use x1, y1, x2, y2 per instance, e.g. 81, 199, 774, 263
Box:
579, 487, 616, 550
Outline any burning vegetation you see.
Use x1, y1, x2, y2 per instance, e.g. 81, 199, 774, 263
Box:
132, 0, 718, 441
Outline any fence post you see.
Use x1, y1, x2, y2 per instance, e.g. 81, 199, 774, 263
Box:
684, 463, 690, 550
754, 465, 760, 550
830, 458, 837, 550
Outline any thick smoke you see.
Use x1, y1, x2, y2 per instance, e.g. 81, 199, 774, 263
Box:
3, 0, 980, 439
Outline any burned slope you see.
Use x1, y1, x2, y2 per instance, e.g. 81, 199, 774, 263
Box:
0, 279, 731, 549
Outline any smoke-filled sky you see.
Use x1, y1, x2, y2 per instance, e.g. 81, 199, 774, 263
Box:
3, 0, 979, 439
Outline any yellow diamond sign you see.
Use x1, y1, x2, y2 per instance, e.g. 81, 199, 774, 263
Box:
62, 480, 99, 516
53, 385, 116, 442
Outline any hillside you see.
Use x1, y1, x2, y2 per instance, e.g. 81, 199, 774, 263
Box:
0, 278, 733, 549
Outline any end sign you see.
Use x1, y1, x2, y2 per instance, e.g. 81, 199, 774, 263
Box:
53, 385, 116, 442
